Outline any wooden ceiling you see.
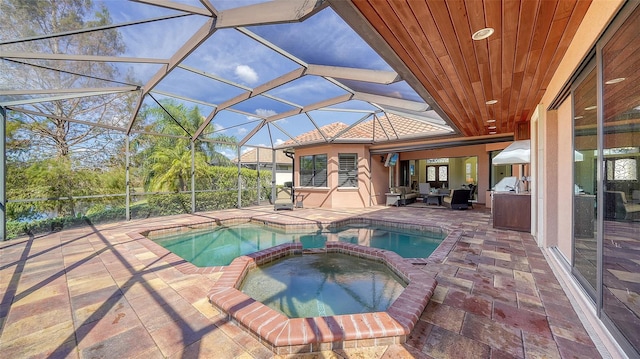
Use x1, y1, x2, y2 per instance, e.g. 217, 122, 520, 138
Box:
349, 0, 592, 137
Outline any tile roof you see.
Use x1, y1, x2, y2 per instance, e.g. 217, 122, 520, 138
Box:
233, 148, 292, 164
278, 113, 448, 148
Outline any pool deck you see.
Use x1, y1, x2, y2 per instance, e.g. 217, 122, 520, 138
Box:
0, 205, 603, 358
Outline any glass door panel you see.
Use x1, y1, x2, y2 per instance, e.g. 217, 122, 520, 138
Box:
601, 5, 640, 354
573, 66, 598, 293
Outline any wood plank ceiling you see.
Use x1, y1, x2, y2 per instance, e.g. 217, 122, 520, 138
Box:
350, 0, 592, 137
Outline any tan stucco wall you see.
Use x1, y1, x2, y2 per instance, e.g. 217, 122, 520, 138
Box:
294, 144, 377, 208
370, 153, 388, 205
557, 100, 574, 261
543, 110, 559, 248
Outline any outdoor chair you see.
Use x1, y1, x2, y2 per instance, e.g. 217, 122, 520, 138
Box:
418, 183, 431, 197
442, 189, 471, 210
274, 184, 294, 210
604, 191, 640, 220
467, 184, 477, 208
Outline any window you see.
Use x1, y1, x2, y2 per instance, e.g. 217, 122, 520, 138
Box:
427, 166, 436, 181
426, 164, 449, 188
299, 154, 327, 187
338, 153, 358, 187
606, 158, 637, 181
438, 166, 448, 181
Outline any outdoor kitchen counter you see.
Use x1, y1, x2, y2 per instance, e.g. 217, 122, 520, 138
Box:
492, 192, 531, 232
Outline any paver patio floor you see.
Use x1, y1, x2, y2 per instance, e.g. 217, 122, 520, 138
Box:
0, 205, 602, 358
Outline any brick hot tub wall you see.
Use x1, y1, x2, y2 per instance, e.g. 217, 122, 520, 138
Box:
207, 242, 437, 355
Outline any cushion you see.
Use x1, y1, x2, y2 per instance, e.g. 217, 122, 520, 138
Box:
625, 203, 640, 213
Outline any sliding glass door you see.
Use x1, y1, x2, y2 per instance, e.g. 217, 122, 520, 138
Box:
572, 64, 598, 295
571, 4, 640, 356
600, 6, 640, 353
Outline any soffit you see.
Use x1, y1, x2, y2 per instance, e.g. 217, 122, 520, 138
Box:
348, 0, 592, 137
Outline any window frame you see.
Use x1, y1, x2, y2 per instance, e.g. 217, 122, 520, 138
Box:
338, 153, 358, 188
299, 154, 327, 187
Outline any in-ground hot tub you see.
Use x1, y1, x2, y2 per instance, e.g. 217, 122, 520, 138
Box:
208, 242, 437, 354
240, 252, 406, 318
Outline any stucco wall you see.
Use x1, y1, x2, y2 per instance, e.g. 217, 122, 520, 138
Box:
557, 100, 574, 261
294, 144, 375, 208
370, 153, 389, 206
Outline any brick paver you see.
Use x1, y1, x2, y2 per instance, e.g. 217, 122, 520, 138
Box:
0, 205, 602, 358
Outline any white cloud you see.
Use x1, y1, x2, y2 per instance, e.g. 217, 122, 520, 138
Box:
237, 127, 248, 135
213, 123, 225, 132
235, 65, 259, 84
275, 138, 285, 146
255, 108, 277, 117
221, 149, 235, 159
246, 108, 277, 121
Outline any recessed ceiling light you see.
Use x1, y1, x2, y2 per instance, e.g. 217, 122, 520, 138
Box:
487, 119, 496, 123
605, 77, 626, 85
472, 27, 495, 40
486, 99, 498, 105
488, 126, 496, 129
489, 131, 497, 135
584, 105, 597, 111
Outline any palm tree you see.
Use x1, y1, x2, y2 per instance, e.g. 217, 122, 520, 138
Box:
136, 101, 237, 192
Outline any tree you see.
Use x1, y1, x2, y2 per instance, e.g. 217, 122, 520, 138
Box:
1, 0, 130, 164
1, 0, 130, 219
134, 101, 238, 192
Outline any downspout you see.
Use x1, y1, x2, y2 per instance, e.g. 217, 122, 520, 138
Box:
369, 152, 373, 207
271, 149, 276, 204
284, 150, 295, 203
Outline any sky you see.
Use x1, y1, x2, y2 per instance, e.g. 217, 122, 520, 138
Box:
9, 0, 435, 159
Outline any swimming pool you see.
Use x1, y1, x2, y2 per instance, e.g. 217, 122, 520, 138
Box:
149, 222, 446, 266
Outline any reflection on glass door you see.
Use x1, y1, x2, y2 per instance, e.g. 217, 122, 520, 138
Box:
601, 5, 640, 354
572, 65, 598, 294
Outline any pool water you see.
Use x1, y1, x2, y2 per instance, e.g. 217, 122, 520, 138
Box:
150, 223, 445, 266
240, 253, 406, 318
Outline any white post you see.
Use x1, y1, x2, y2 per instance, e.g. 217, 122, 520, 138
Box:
191, 141, 196, 213
237, 146, 242, 208
0, 107, 6, 239
256, 147, 261, 205
125, 135, 130, 221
